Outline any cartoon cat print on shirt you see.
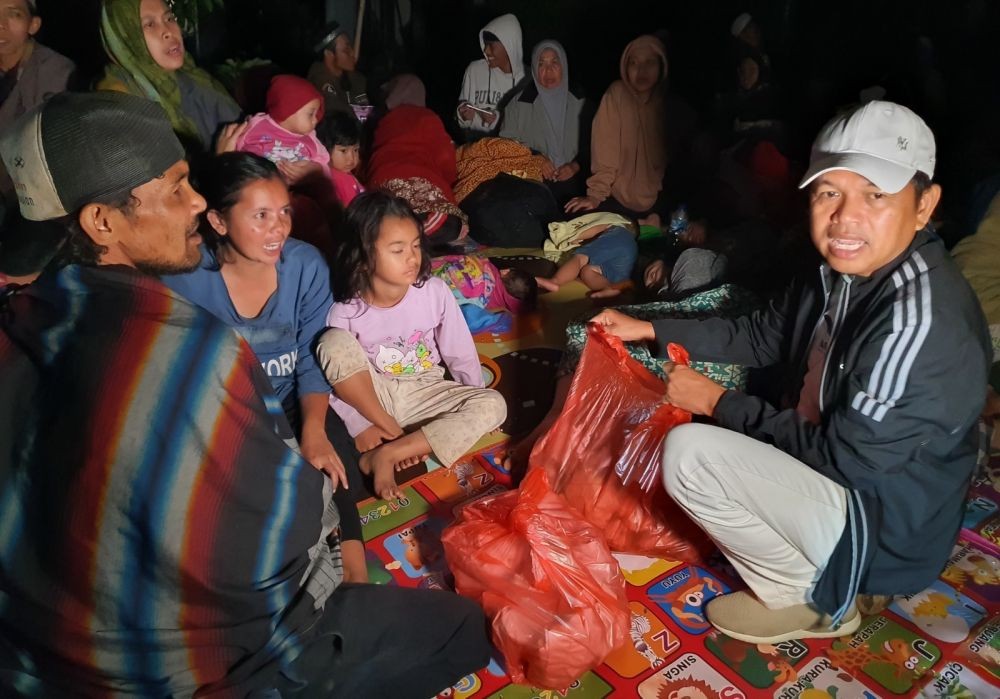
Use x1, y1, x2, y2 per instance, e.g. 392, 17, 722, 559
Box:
372, 330, 437, 376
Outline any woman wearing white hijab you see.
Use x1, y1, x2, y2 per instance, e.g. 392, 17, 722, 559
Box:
500, 40, 591, 203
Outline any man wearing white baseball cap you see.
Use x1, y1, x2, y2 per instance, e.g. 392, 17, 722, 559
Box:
592, 101, 990, 643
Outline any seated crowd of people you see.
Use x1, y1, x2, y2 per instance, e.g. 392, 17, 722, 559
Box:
1, 0, 999, 695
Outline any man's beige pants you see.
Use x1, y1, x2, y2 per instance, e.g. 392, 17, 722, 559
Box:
317, 328, 506, 467
662, 423, 847, 608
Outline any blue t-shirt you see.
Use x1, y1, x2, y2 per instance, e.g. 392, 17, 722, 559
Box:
163, 239, 333, 412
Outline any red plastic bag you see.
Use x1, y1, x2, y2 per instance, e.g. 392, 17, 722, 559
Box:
530, 323, 713, 561
441, 468, 629, 689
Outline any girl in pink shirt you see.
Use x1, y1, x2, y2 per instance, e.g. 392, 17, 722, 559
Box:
317, 111, 365, 207
317, 192, 506, 500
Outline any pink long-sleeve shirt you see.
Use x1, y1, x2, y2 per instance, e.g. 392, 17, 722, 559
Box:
236, 113, 331, 177
329, 168, 365, 207
325, 276, 484, 436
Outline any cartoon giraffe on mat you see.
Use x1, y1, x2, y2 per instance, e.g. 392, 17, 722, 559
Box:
827, 637, 923, 682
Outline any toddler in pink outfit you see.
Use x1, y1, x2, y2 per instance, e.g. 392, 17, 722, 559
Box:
236, 75, 330, 177
316, 111, 366, 207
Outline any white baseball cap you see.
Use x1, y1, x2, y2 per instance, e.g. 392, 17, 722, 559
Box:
799, 100, 936, 194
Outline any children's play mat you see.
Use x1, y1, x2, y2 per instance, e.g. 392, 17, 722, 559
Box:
356, 258, 1000, 699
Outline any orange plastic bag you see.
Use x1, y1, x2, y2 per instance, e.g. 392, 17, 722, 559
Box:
441, 468, 629, 690
530, 323, 713, 561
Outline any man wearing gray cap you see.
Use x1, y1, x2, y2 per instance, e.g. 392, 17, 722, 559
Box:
593, 101, 990, 643
0, 91, 489, 696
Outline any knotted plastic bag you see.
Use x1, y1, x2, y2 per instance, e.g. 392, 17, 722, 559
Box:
441, 468, 629, 689
530, 322, 713, 561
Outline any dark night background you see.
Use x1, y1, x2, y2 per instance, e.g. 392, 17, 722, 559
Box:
33, 0, 1000, 235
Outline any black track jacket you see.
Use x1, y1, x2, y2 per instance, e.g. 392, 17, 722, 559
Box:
653, 228, 991, 621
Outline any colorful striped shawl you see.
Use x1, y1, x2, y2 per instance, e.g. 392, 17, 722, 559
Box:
0, 265, 336, 696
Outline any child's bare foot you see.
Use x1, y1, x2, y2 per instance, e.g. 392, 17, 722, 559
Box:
360, 448, 404, 500
395, 454, 429, 471
535, 277, 560, 293
374, 463, 404, 500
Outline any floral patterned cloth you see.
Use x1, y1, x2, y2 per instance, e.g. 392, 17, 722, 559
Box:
559, 284, 759, 390
381, 176, 467, 223
454, 137, 548, 203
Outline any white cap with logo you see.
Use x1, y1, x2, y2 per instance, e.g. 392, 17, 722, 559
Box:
798, 100, 935, 194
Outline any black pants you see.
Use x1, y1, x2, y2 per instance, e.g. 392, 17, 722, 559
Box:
287, 402, 366, 542
271, 584, 491, 698
323, 408, 367, 541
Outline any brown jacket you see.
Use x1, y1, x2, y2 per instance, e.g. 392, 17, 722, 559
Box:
586, 35, 667, 213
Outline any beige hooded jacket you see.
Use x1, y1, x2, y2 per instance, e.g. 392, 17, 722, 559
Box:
586, 35, 667, 212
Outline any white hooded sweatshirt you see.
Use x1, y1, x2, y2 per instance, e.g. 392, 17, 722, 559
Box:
456, 14, 525, 133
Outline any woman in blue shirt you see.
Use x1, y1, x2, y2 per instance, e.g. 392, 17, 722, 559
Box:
164, 152, 367, 581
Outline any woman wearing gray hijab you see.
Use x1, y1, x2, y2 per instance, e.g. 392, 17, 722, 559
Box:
500, 40, 592, 204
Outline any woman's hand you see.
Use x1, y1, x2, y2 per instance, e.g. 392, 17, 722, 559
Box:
215, 120, 250, 154
300, 430, 349, 490
277, 160, 323, 186
565, 195, 599, 213
590, 309, 655, 342
479, 109, 498, 126
554, 161, 580, 182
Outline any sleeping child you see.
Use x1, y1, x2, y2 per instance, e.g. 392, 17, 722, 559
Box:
537, 214, 639, 298
431, 254, 537, 334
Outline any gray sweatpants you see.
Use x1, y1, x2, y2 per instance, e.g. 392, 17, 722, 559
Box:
663, 423, 847, 609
